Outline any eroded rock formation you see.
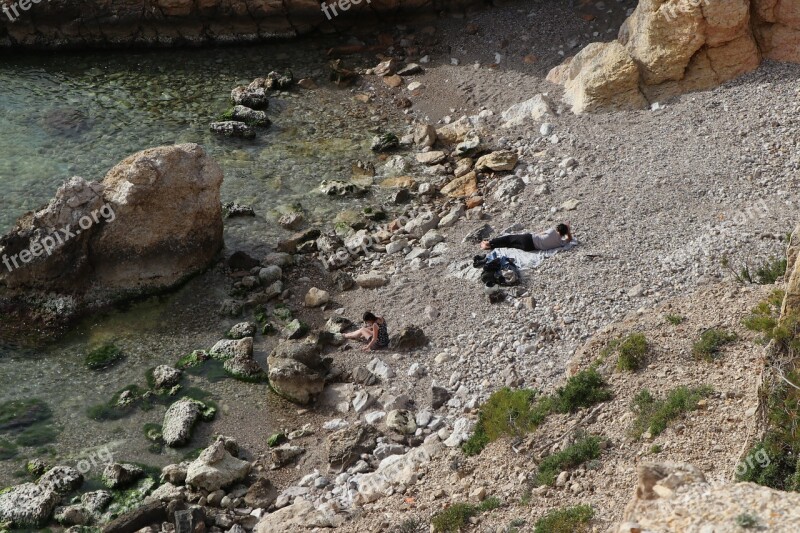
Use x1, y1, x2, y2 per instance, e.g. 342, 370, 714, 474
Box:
0, 143, 224, 327
548, 0, 800, 112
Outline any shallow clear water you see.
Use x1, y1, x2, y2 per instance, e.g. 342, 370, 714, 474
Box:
0, 39, 403, 486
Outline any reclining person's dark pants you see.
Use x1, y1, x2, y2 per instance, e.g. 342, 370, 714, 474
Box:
488, 233, 536, 252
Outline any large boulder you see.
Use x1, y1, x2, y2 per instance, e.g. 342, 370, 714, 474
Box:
547, 0, 763, 112
0, 483, 60, 528
0, 143, 224, 327
267, 339, 327, 404
185, 438, 251, 492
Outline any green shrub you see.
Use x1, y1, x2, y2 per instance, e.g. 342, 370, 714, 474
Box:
650, 444, 663, 454
665, 314, 686, 325
430, 497, 501, 533
476, 497, 501, 512
462, 389, 551, 456
534, 435, 602, 486
85, 344, 123, 370
614, 333, 649, 372
394, 518, 423, 533
754, 257, 787, 285
431, 503, 477, 533
534, 505, 594, 533
629, 385, 712, 439
553, 368, 612, 413
692, 328, 737, 361
734, 513, 759, 529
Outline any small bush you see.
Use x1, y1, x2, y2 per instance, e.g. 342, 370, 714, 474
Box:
476, 497, 501, 512
734, 513, 759, 529
754, 257, 787, 285
553, 368, 612, 413
462, 389, 550, 456
665, 314, 686, 325
534, 505, 594, 533
430, 497, 501, 532
431, 503, 476, 533
692, 328, 737, 361
629, 385, 712, 439
394, 518, 423, 533
534, 435, 602, 486
650, 444, 663, 454
85, 344, 123, 370
614, 333, 649, 372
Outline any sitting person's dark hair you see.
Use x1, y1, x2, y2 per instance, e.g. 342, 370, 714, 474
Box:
556, 223, 570, 236
363, 311, 377, 323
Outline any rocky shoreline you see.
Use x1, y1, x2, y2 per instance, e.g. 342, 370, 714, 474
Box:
4, 0, 800, 531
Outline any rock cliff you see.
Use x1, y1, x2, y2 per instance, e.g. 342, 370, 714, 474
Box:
548, 0, 800, 112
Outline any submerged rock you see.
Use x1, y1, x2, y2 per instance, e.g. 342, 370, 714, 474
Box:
227, 105, 271, 127
151, 365, 182, 389
162, 398, 215, 447
230, 86, 269, 109
210, 120, 256, 139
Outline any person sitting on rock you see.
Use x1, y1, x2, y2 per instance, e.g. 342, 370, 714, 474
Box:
480, 223, 572, 252
344, 311, 390, 351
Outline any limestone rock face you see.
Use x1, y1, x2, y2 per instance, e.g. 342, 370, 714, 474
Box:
620, 461, 800, 531
547, 41, 647, 113
547, 0, 787, 113
0, 143, 223, 326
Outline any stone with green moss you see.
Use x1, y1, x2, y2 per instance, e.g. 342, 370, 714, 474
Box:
266, 433, 286, 447
102, 477, 157, 520
0, 399, 52, 430
85, 344, 123, 370
0, 439, 17, 461
176, 350, 210, 369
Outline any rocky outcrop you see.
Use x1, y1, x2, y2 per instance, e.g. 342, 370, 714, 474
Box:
0, 0, 481, 50
620, 462, 800, 531
0, 143, 224, 328
185, 438, 251, 492
0, 466, 84, 527
267, 339, 327, 404
548, 0, 800, 112
162, 398, 216, 447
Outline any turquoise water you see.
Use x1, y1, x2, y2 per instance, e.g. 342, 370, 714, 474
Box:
0, 40, 403, 487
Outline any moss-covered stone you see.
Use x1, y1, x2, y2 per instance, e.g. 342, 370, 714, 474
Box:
0, 439, 18, 461
176, 350, 210, 369
104, 477, 157, 520
266, 433, 286, 447
0, 399, 52, 430
85, 344, 123, 370
143, 424, 163, 443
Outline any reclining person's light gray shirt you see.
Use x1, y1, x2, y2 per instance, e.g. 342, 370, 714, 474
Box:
531, 228, 563, 250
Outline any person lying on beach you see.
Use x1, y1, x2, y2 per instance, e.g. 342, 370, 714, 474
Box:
343, 311, 390, 351
480, 223, 573, 252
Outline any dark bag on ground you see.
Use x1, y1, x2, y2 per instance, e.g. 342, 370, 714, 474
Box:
474, 253, 520, 287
